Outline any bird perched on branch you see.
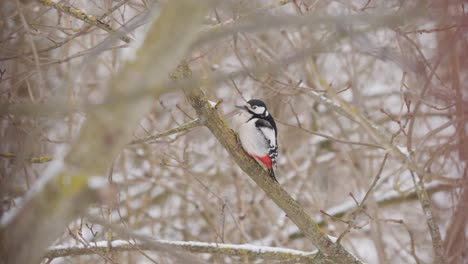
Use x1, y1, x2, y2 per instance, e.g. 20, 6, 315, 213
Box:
233, 99, 278, 182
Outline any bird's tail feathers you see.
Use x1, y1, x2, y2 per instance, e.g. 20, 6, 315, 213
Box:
268, 168, 278, 183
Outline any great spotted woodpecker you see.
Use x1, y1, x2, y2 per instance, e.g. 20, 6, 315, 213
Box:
233, 99, 278, 182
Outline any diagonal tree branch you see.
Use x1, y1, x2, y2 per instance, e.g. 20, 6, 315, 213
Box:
176, 63, 362, 264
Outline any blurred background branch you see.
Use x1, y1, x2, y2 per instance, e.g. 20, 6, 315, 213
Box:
38, 0, 132, 43
0, 1, 210, 263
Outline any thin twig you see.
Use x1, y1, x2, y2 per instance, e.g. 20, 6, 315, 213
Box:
277, 119, 384, 149
0, 152, 53, 163
38, 0, 132, 43
410, 172, 445, 263
336, 154, 388, 244
380, 219, 421, 264
128, 118, 204, 145
15, 0, 44, 95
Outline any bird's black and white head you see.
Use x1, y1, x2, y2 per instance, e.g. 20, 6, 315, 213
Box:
236, 99, 270, 118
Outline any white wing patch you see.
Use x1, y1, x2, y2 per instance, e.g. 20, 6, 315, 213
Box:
260, 126, 278, 166
259, 126, 276, 148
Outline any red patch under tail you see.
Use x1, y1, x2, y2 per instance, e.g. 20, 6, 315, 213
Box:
244, 151, 278, 182
254, 155, 273, 169
254, 155, 278, 182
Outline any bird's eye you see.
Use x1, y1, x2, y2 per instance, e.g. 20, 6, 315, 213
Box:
252, 106, 257, 109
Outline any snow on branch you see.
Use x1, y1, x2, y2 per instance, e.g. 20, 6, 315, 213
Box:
45, 240, 317, 261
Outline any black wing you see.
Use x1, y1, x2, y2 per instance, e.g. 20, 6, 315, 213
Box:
255, 119, 278, 166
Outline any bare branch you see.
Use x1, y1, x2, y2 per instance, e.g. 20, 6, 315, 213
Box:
0, 152, 53, 163
129, 118, 204, 145
45, 240, 317, 262
411, 172, 445, 263
336, 154, 389, 243
38, 0, 132, 43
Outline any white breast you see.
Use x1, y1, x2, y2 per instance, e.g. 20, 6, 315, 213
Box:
259, 126, 276, 148
232, 111, 250, 131
236, 118, 269, 157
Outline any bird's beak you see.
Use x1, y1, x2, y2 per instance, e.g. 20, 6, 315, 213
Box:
235, 105, 247, 111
